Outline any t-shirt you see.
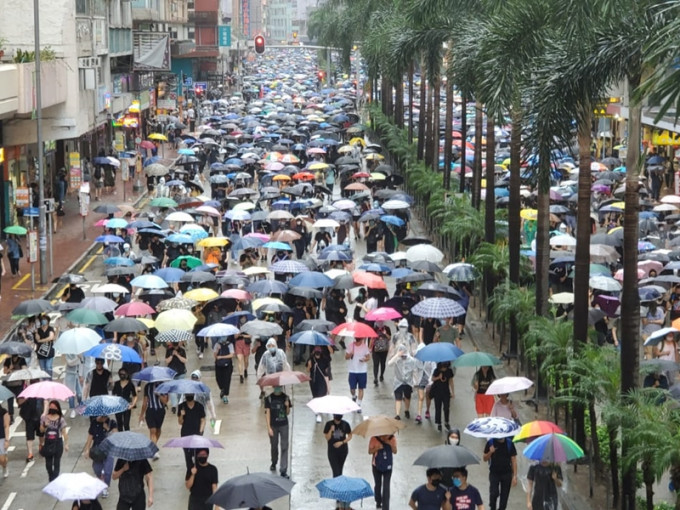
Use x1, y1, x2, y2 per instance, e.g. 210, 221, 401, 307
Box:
527, 464, 561, 509
115, 459, 152, 494
484, 438, 517, 474
112, 380, 137, 403
186, 463, 218, 500
0, 407, 6, 439
144, 382, 165, 410
89, 369, 111, 397
88, 417, 118, 446
323, 419, 352, 450
437, 325, 457, 345
410, 484, 448, 509
264, 393, 290, 427
166, 346, 187, 374
36, 327, 55, 359
346, 341, 370, 373
178, 401, 206, 436
450, 485, 483, 510
430, 367, 454, 397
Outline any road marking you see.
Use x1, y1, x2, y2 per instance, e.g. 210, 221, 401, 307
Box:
9, 417, 23, 438
11, 274, 30, 290
213, 419, 222, 435
79, 254, 98, 274
20, 461, 33, 478
1, 492, 16, 510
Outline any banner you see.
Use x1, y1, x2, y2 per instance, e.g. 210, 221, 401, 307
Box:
15, 187, 30, 208
69, 152, 82, 189
28, 230, 38, 263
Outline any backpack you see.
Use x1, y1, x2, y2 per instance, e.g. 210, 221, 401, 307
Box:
119, 463, 144, 503
94, 165, 102, 180
374, 437, 393, 472
41, 421, 62, 457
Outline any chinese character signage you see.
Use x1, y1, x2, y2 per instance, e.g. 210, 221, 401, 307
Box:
218, 26, 231, 47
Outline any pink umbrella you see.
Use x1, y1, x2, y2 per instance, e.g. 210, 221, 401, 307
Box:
265, 162, 285, 171
638, 260, 663, 277
195, 205, 221, 217
19, 381, 74, 401
114, 302, 156, 317
365, 307, 402, 321
221, 289, 252, 301
307, 147, 327, 154
614, 268, 645, 281
94, 219, 108, 227
245, 232, 270, 242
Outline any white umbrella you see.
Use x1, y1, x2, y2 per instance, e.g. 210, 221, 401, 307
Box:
486, 376, 534, 395
268, 210, 294, 220
589, 244, 619, 263
406, 244, 445, 263
313, 219, 340, 229
390, 251, 408, 262
653, 204, 679, 212
165, 211, 195, 223
54, 327, 102, 355
549, 235, 576, 247
92, 283, 130, 294
307, 395, 361, 415
661, 195, 680, 204
195, 205, 221, 217
643, 327, 680, 347
43, 472, 107, 501
382, 199, 410, 210
549, 292, 574, 305
589, 275, 622, 292
325, 269, 350, 279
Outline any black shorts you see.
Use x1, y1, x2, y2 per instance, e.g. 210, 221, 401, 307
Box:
25, 419, 42, 441
145, 408, 166, 429
456, 313, 467, 326
394, 384, 413, 401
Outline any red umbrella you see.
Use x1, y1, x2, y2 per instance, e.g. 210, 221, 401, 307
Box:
293, 172, 315, 181
352, 270, 387, 289
351, 172, 370, 179
114, 302, 156, 317
221, 289, 252, 301
331, 321, 378, 338
139, 140, 155, 149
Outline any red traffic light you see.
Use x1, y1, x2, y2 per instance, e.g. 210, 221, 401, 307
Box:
254, 35, 265, 54
317, 70, 326, 81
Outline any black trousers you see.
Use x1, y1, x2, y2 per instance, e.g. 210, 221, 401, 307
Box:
372, 351, 387, 380
433, 393, 450, 425
372, 466, 392, 509
328, 445, 348, 478
116, 410, 132, 431
489, 471, 513, 510
215, 364, 233, 396
117, 491, 146, 510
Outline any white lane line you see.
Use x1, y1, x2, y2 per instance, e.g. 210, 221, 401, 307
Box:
9, 417, 23, 438
20, 461, 34, 478
0, 493, 16, 510
7, 446, 15, 452
213, 419, 222, 435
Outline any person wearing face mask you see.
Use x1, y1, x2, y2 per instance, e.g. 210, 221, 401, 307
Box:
369, 433, 397, 510
112, 368, 138, 431
86, 358, 112, 398
39, 400, 68, 481
256, 338, 291, 380
449, 467, 484, 510
387, 345, 416, 420
185, 448, 218, 510
371, 321, 391, 385
307, 347, 330, 423
345, 336, 371, 412
63, 283, 85, 303
323, 414, 352, 478
35, 316, 56, 378
178, 393, 206, 469
430, 362, 455, 432
84, 414, 118, 499
440, 429, 461, 487
483, 436, 517, 510
390, 319, 419, 358
264, 386, 291, 478
409, 468, 452, 510
213, 336, 235, 404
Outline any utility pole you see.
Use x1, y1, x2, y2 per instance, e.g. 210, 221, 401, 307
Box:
34, 0, 47, 285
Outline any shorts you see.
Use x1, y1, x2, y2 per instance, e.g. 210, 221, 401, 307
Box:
394, 384, 413, 401
145, 408, 166, 429
475, 393, 495, 415
25, 418, 42, 441
348, 372, 367, 390
0, 440, 6, 455
235, 339, 250, 357
456, 313, 467, 326
94, 179, 103, 189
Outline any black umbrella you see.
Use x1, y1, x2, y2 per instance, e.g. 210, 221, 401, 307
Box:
383, 296, 417, 310
58, 273, 88, 284
294, 319, 336, 333
104, 317, 148, 333
0, 341, 34, 357
413, 444, 481, 468
139, 289, 176, 308
417, 282, 463, 299
207, 472, 294, 509
287, 287, 324, 299
12, 299, 54, 316
588, 309, 607, 325
400, 236, 432, 246
409, 260, 442, 273
93, 204, 121, 214
106, 267, 137, 277
397, 272, 435, 284
180, 271, 217, 285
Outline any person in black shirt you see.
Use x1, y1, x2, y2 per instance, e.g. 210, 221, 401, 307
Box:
112, 458, 154, 509
185, 448, 218, 510
178, 395, 206, 469
35, 316, 56, 378
87, 358, 111, 398
62, 283, 86, 303
3, 354, 27, 422
483, 437, 518, 510
112, 368, 138, 431
166, 342, 187, 412
84, 415, 118, 498
264, 387, 291, 478
290, 301, 310, 365
140, 381, 168, 452
150, 236, 165, 264
323, 414, 352, 477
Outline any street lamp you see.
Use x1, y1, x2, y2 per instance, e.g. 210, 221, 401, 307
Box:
34, 0, 47, 285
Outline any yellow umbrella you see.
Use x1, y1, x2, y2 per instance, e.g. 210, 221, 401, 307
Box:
272, 174, 291, 181
502, 158, 511, 166
608, 226, 623, 235
137, 318, 156, 329
233, 201, 256, 211
349, 137, 366, 147
243, 266, 271, 276
308, 162, 329, 170
252, 297, 285, 310
338, 145, 354, 154
148, 133, 168, 141
184, 288, 219, 302
155, 309, 197, 332
198, 237, 230, 248
370, 172, 387, 181
610, 202, 625, 210
520, 209, 538, 221
365, 153, 384, 161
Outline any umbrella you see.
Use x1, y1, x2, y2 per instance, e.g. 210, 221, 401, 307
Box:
7, 368, 50, 382
0, 386, 17, 402
84, 343, 143, 364
81, 296, 119, 313
513, 421, 565, 443
589, 276, 622, 292
197, 323, 240, 338
412, 297, 466, 319
43, 472, 108, 501
445, 263, 480, 282
59, 273, 88, 284
240, 320, 283, 337
155, 379, 210, 395
269, 260, 309, 274
486, 376, 534, 395
19, 381, 74, 400
99, 431, 159, 461
257, 370, 311, 387
352, 271, 387, 289
149, 196, 177, 207
365, 307, 402, 321
289, 330, 332, 346
0, 341, 33, 357
207, 472, 294, 509
406, 244, 444, 263
294, 319, 337, 333
92, 283, 130, 294
12, 298, 54, 316
155, 309, 198, 332
413, 445, 482, 468
170, 256, 203, 269
3, 225, 28, 235
78, 395, 130, 416
184, 288, 220, 302
131, 366, 177, 383
414, 343, 464, 362
54, 328, 102, 354
464, 417, 520, 439
307, 395, 361, 415
156, 297, 198, 311
317, 476, 373, 503
130, 275, 169, 289
523, 433, 585, 462
156, 329, 194, 343
331, 321, 378, 338
453, 351, 502, 367
163, 435, 224, 449
289, 271, 335, 288
115, 302, 156, 317
351, 415, 406, 438
549, 292, 575, 305
643, 327, 680, 346
104, 317, 148, 333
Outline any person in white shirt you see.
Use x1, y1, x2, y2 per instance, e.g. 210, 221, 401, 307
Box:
490, 393, 518, 421
345, 337, 371, 412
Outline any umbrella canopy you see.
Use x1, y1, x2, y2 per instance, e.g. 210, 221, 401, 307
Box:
197, 323, 240, 338
444, 263, 480, 282
163, 435, 224, 449
513, 420, 565, 443
54, 328, 102, 355
453, 351, 503, 367
155, 379, 210, 395
0, 341, 33, 357
12, 298, 54, 316
523, 433, 585, 462
207, 472, 295, 509
269, 260, 309, 274
78, 395, 130, 416
131, 366, 177, 383
84, 343, 143, 363
80, 296, 119, 313
156, 296, 198, 311
307, 395, 361, 415
351, 415, 406, 438
104, 317, 148, 333
240, 319, 283, 337
412, 444, 482, 468
352, 270, 387, 289
43, 472, 108, 501
0, 386, 15, 402
288, 330, 332, 346
643, 327, 680, 347
464, 417, 520, 438
184, 288, 220, 302
19, 381, 74, 400
414, 342, 464, 362
156, 329, 194, 343
486, 376, 534, 395
115, 302, 156, 317
7, 368, 50, 381
289, 271, 335, 288
294, 319, 337, 333
316, 476, 374, 503
257, 370, 311, 387
154, 309, 198, 332
365, 307, 402, 321
130, 275, 169, 289
331, 321, 378, 338
99, 431, 159, 460
412, 297, 466, 319
406, 244, 444, 263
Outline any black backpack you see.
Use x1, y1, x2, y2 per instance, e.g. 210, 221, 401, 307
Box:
94, 165, 102, 179
374, 437, 393, 472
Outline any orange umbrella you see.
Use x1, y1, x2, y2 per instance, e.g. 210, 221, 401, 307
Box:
272, 174, 291, 181
352, 270, 387, 289
293, 172, 315, 181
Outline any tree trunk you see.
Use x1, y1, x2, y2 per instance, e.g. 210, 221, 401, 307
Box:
507, 105, 522, 354
408, 62, 414, 145
432, 78, 441, 172
472, 101, 483, 209
424, 83, 433, 169
443, 75, 454, 190
535, 156, 551, 317
643, 463, 654, 510
394, 72, 404, 129
417, 63, 427, 161
381, 74, 388, 116
459, 95, 468, 193
588, 400, 602, 476
485, 114, 496, 318
609, 424, 620, 509
621, 74, 642, 510
386, 76, 394, 120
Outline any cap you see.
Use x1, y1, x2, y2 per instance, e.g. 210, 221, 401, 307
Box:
266, 337, 277, 347
123, 243, 130, 250
398, 318, 408, 328
190, 369, 202, 380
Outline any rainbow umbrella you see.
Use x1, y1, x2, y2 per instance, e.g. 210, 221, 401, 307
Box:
522, 433, 584, 463
513, 420, 564, 443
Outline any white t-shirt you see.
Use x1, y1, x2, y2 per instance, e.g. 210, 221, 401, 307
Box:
346, 340, 370, 374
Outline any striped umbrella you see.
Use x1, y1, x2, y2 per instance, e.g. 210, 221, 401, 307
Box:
412, 297, 466, 319
131, 366, 177, 383
156, 329, 193, 343
269, 260, 310, 274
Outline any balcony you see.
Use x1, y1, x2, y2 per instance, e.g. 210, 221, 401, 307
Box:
188, 11, 219, 25
16, 60, 67, 114
0, 65, 19, 118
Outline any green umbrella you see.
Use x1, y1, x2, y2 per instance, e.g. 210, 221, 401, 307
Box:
150, 197, 178, 208
66, 308, 109, 326
170, 256, 202, 269
4, 225, 27, 235
452, 351, 502, 368
568, 264, 610, 278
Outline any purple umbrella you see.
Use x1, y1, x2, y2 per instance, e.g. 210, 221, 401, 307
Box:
163, 435, 224, 449
592, 184, 610, 193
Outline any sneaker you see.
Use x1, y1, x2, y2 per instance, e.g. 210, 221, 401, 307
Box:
394, 415, 401, 420
280, 472, 289, 479
171, 407, 176, 414
153, 452, 160, 460
351, 395, 357, 402
2, 467, 7, 478
405, 410, 410, 419
445, 423, 450, 430
244, 369, 248, 378
196, 349, 201, 356
270, 464, 276, 472
316, 414, 322, 423
425, 411, 431, 420
357, 407, 362, 414
101, 489, 109, 499
70, 409, 76, 419
222, 396, 229, 404
198, 353, 203, 359
26, 455, 34, 463
240, 375, 244, 384
415, 415, 422, 424
437, 424, 442, 432
374, 379, 378, 386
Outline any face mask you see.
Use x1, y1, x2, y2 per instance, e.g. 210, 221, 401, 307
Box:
186, 395, 194, 402
119, 374, 127, 380
41, 320, 48, 326
49, 408, 58, 414
453, 478, 462, 488
314, 353, 321, 358
268, 347, 277, 354
197, 457, 208, 464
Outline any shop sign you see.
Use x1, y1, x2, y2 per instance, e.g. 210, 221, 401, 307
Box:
69, 152, 82, 189
28, 230, 38, 263
15, 187, 30, 207
652, 130, 680, 146
115, 132, 125, 152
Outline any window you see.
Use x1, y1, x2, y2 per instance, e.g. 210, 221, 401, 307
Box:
76, 0, 89, 14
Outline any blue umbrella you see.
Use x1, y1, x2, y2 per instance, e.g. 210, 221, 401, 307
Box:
222, 311, 257, 326
289, 330, 332, 346
320, 244, 353, 254
380, 215, 405, 227
99, 431, 159, 461
391, 268, 413, 279
247, 280, 288, 295
106, 218, 129, 229
316, 476, 374, 503
197, 323, 240, 337
412, 297, 466, 319
83, 343, 143, 363
289, 271, 334, 288
128, 220, 161, 230
224, 210, 252, 221
178, 148, 195, 155
263, 241, 293, 251
95, 235, 125, 243
130, 275, 169, 289
104, 257, 135, 267
464, 417, 521, 439
638, 241, 656, 252
155, 379, 211, 395
165, 179, 185, 187
231, 236, 264, 251
144, 156, 161, 167
358, 263, 392, 274
191, 263, 219, 273
153, 267, 185, 283
415, 342, 464, 362
78, 395, 130, 416
131, 366, 177, 383
167, 233, 195, 244
494, 187, 510, 197
270, 260, 309, 274
639, 286, 662, 301
138, 228, 166, 236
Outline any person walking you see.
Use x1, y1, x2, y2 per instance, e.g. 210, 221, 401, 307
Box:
408, 468, 452, 510
345, 337, 371, 412
256, 338, 291, 398
413, 344, 435, 424
473, 366, 496, 418
140, 381, 168, 458
371, 321, 391, 385
390, 319, 419, 357
165, 341, 187, 413
526, 461, 562, 510
0, 401, 9, 478
323, 414, 352, 478
185, 448, 218, 510
187, 370, 217, 431
430, 362, 454, 432
86, 358, 112, 398
307, 346, 330, 423
213, 336, 235, 404
40, 400, 69, 482
490, 394, 518, 422
18, 390, 43, 463
483, 437, 517, 510
63, 354, 83, 419
6, 235, 22, 277
112, 458, 154, 510
264, 386, 291, 478
112, 367, 137, 431
387, 345, 415, 420
369, 434, 397, 510
84, 414, 118, 499
178, 393, 206, 469
3, 353, 27, 423
35, 316, 56, 378
449, 467, 484, 510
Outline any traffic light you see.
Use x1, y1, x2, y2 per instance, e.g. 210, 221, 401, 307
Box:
254, 35, 265, 54
317, 70, 326, 82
